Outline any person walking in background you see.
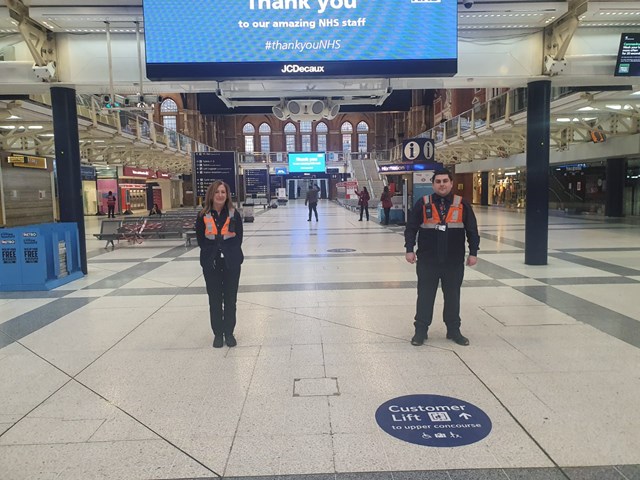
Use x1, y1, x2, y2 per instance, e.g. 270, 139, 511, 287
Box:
380, 186, 393, 225
106, 191, 117, 218
404, 168, 480, 347
196, 180, 244, 348
305, 183, 319, 221
356, 186, 370, 221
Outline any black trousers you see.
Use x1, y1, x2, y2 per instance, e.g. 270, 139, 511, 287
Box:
107, 205, 115, 218
308, 202, 318, 220
359, 204, 369, 220
414, 260, 465, 334
383, 208, 390, 225
203, 260, 241, 336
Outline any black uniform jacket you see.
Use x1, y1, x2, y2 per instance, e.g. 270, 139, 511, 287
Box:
195, 207, 244, 271
404, 193, 480, 264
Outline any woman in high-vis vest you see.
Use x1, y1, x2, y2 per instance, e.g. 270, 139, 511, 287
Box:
195, 180, 244, 348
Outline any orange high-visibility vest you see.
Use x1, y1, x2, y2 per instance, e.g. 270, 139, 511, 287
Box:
420, 195, 464, 229
203, 209, 235, 239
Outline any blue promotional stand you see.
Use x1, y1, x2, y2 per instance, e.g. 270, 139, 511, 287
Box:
378, 205, 405, 224
0, 223, 84, 291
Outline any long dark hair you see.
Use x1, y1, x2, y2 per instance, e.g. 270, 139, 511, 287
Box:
200, 180, 234, 216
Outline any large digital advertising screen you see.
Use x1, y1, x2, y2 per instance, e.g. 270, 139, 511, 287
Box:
143, 0, 457, 80
614, 33, 640, 77
288, 152, 326, 173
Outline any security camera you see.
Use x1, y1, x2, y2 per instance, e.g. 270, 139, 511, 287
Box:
463, 0, 474, 9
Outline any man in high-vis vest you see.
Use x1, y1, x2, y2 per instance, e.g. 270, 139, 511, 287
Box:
404, 168, 480, 346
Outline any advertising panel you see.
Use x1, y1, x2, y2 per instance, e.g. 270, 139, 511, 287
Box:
144, 0, 457, 79
615, 33, 640, 77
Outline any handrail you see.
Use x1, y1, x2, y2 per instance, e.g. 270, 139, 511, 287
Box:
27, 93, 213, 155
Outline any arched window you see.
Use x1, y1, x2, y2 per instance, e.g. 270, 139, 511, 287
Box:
357, 121, 369, 152
160, 98, 178, 132
300, 121, 312, 152
259, 122, 271, 152
243, 123, 255, 153
160, 98, 178, 113
316, 122, 328, 152
341, 122, 353, 153
284, 123, 297, 152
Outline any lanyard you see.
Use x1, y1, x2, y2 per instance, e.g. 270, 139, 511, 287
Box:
437, 198, 448, 224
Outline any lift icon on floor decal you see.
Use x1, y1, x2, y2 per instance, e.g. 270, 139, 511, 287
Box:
375, 394, 492, 447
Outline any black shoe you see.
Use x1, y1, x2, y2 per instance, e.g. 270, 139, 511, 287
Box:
411, 332, 427, 346
213, 335, 224, 348
225, 333, 237, 347
308, 219, 311, 221
358, 219, 362, 221
447, 331, 470, 346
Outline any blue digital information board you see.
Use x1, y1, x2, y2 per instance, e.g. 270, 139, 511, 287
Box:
144, 0, 457, 79
289, 152, 326, 173
376, 394, 492, 447
245, 168, 269, 196
193, 151, 237, 198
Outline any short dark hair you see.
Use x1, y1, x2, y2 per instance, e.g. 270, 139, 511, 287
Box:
431, 168, 453, 182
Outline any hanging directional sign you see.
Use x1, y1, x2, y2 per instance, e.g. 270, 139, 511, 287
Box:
376, 394, 492, 447
402, 138, 435, 163
193, 151, 237, 198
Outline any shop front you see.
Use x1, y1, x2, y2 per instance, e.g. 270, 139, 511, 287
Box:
96, 166, 119, 216
550, 162, 606, 215
154, 171, 182, 210
80, 165, 98, 215
119, 166, 155, 214
487, 169, 526, 209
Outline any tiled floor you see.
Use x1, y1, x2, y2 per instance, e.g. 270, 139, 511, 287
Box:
1, 200, 639, 480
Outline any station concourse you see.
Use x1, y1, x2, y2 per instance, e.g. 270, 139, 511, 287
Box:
1, 0, 640, 479
1, 201, 640, 479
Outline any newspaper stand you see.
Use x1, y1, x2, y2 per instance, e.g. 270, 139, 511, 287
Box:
0, 223, 84, 291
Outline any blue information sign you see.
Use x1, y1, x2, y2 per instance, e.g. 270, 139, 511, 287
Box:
376, 394, 492, 447
379, 162, 442, 174
80, 165, 97, 181
193, 151, 237, 198
245, 169, 269, 196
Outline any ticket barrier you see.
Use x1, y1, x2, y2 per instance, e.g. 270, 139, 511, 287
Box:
0, 223, 84, 291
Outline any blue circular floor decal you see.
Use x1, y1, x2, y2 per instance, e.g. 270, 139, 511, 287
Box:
375, 394, 492, 447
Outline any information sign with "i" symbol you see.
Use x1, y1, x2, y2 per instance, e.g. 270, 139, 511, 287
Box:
402, 138, 435, 163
